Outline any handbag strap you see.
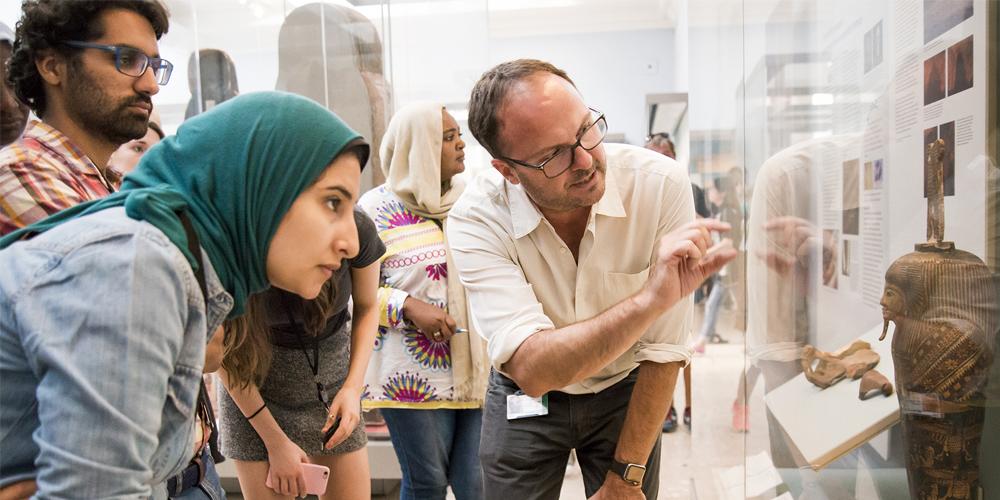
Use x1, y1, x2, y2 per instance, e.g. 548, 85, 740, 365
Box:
177, 212, 225, 464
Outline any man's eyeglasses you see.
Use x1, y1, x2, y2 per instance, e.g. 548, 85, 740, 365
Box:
498, 108, 608, 179
63, 41, 173, 85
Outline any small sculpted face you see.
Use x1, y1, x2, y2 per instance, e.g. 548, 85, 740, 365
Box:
879, 284, 906, 340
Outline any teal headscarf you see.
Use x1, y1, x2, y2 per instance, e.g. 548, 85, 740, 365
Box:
0, 91, 368, 317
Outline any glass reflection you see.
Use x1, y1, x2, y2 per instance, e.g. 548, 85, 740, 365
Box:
276, 2, 390, 187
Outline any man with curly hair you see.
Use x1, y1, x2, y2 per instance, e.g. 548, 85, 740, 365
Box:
0, 0, 170, 236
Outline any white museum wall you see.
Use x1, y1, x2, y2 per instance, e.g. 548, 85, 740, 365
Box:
488, 28, 678, 147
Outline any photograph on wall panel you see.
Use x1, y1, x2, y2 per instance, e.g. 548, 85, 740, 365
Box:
924, 0, 973, 43
924, 50, 946, 105
947, 35, 974, 97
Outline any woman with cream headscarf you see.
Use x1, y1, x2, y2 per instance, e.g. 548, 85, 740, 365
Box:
359, 102, 488, 500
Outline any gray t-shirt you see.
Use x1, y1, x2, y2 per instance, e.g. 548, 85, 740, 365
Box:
266, 207, 385, 345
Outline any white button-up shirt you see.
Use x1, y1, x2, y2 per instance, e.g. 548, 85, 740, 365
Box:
448, 143, 694, 394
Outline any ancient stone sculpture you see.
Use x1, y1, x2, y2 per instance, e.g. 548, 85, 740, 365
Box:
878, 139, 998, 499
800, 340, 880, 389
859, 369, 893, 400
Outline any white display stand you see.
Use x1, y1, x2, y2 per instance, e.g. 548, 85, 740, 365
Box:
765, 324, 900, 470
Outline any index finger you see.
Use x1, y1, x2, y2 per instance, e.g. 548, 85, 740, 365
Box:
327, 425, 351, 448
693, 219, 731, 234
441, 317, 457, 339
764, 215, 810, 230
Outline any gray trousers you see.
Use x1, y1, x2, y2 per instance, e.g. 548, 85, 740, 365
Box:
479, 369, 661, 500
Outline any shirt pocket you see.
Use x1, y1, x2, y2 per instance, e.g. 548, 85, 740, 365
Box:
602, 267, 650, 306
165, 363, 201, 419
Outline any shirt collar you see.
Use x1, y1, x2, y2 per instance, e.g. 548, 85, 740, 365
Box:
507, 181, 543, 239
507, 161, 626, 240
201, 249, 235, 333
24, 120, 103, 180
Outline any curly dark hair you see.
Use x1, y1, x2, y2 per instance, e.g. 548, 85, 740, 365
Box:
7, 0, 169, 116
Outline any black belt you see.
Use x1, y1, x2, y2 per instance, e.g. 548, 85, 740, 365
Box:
165, 446, 207, 497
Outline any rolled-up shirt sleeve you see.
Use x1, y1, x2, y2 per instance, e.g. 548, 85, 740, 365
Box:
447, 203, 554, 373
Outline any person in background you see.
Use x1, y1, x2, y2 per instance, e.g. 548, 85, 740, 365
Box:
644, 131, 675, 159
450, 59, 736, 499
0, 0, 171, 235
359, 102, 489, 500
644, 132, 697, 433
107, 109, 164, 184
691, 172, 744, 354
0, 92, 366, 498
216, 205, 382, 500
0, 22, 29, 147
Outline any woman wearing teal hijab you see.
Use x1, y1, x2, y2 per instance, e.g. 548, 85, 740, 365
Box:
0, 91, 368, 498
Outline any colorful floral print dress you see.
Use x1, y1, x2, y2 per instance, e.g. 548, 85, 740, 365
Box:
359, 185, 478, 409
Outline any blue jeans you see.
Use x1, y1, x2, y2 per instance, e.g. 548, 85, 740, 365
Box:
698, 275, 725, 341
381, 408, 483, 500
165, 446, 226, 500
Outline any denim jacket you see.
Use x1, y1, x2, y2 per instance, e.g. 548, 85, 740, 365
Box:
0, 207, 233, 498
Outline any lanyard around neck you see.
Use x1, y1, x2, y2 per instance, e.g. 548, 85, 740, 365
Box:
279, 294, 329, 410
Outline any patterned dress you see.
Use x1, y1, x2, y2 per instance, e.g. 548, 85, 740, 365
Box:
359, 184, 477, 409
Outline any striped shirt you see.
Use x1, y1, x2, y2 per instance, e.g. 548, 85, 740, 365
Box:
0, 120, 114, 235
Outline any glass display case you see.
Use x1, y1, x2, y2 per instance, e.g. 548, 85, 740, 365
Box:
2, 0, 995, 497
720, 0, 999, 498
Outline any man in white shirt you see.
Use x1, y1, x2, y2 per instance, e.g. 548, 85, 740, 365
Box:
448, 59, 736, 499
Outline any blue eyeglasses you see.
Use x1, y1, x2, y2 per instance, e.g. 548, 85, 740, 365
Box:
63, 41, 173, 85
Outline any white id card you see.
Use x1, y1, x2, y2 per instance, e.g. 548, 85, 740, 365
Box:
506, 391, 549, 420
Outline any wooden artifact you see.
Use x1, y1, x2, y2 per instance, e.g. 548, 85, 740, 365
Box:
859, 369, 893, 400
801, 340, 880, 389
878, 139, 999, 499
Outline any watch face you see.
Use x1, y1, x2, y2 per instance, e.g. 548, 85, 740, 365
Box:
624, 464, 645, 484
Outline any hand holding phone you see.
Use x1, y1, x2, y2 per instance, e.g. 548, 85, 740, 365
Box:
265, 463, 330, 496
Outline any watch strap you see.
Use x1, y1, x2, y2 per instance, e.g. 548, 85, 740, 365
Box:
609, 459, 645, 486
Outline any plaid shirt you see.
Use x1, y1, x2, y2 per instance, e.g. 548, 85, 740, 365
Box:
0, 120, 114, 235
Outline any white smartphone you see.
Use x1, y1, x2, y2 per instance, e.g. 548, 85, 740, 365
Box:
264, 463, 330, 496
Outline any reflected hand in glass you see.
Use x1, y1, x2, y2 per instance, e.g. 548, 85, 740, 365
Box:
498, 108, 607, 178
63, 41, 174, 85
759, 216, 820, 277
